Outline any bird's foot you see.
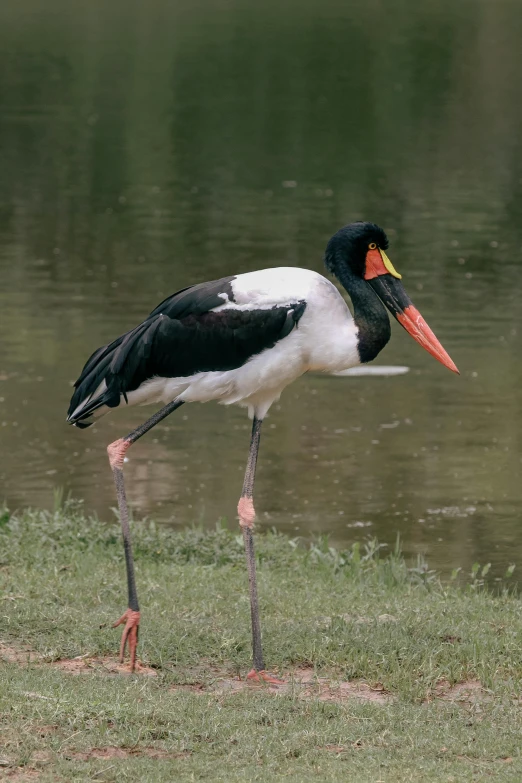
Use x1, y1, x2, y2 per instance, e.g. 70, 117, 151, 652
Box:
112, 608, 140, 671
246, 668, 285, 685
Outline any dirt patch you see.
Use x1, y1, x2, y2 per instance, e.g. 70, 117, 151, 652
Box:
1, 770, 40, 782
2, 640, 390, 703
1, 639, 157, 676
0, 746, 188, 778
0, 750, 53, 779
52, 656, 157, 677
427, 679, 488, 704
34, 727, 58, 739
0, 643, 41, 665
174, 667, 391, 704
66, 747, 189, 761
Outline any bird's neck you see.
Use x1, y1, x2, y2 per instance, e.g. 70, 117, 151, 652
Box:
334, 263, 391, 363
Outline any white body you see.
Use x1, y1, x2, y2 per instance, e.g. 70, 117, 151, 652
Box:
75, 268, 362, 422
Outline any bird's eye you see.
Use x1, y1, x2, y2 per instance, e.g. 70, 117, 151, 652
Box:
368, 242, 377, 250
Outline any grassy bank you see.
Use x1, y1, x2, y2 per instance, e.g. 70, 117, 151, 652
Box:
1, 502, 522, 781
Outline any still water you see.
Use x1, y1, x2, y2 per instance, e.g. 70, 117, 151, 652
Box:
0, 0, 521, 577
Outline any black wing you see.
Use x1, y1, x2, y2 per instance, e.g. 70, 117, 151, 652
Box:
67, 275, 306, 427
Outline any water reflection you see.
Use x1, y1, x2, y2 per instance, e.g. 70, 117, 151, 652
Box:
0, 0, 521, 577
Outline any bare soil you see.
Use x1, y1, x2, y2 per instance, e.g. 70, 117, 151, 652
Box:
4, 639, 491, 708
0, 770, 41, 782
0, 643, 41, 665
208, 667, 391, 704
52, 655, 157, 676
426, 678, 486, 704
66, 747, 190, 761
2, 639, 391, 704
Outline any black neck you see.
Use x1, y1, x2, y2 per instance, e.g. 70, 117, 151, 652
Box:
333, 262, 391, 363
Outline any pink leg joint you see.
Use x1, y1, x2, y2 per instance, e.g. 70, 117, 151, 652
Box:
238, 496, 256, 529
107, 438, 131, 470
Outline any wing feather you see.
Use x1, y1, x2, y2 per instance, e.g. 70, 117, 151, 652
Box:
67, 275, 306, 427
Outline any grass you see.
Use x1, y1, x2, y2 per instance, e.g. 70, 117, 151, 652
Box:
1, 500, 522, 781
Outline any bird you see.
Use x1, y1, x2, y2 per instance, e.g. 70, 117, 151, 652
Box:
67, 221, 458, 679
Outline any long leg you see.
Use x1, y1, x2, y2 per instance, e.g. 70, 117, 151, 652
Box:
107, 398, 184, 671
238, 417, 282, 684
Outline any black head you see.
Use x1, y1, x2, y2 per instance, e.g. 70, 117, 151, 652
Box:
323, 221, 460, 374
324, 222, 389, 277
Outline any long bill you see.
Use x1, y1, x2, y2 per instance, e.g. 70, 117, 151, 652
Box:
367, 273, 459, 374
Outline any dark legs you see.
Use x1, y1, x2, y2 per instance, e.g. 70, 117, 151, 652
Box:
238, 417, 282, 684
107, 399, 184, 670
107, 402, 278, 678
239, 418, 263, 673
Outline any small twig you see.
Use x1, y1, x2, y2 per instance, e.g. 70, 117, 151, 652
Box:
459, 755, 493, 769
92, 764, 116, 777
58, 730, 81, 751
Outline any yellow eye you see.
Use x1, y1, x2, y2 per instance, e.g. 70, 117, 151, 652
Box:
368, 242, 377, 250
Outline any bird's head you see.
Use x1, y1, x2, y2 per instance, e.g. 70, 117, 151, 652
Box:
325, 222, 459, 373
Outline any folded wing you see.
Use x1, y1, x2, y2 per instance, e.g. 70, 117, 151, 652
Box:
67, 276, 306, 427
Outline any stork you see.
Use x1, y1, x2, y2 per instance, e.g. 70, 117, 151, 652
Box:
67, 222, 458, 680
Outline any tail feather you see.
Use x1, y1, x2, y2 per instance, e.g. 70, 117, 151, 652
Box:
67, 334, 128, 427
66, 316, 165, 428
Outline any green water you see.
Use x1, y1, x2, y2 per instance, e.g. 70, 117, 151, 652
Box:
1, 0, 521, 576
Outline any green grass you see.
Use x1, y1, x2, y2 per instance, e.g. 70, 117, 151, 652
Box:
1, 501, 522, 781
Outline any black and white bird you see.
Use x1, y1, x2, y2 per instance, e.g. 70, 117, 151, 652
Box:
67, 221, 458, 679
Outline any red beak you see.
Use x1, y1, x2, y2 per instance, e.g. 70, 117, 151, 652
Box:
367, 274, 459, 374
395, 305, 459, 373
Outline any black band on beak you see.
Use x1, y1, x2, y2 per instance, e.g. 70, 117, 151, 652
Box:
368, 275, 459, 374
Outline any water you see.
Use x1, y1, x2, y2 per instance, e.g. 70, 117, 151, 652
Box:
1, 0, 521, 577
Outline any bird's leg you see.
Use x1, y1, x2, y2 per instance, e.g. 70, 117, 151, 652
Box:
239, 417, 283, 685
106, 398, 184, 671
